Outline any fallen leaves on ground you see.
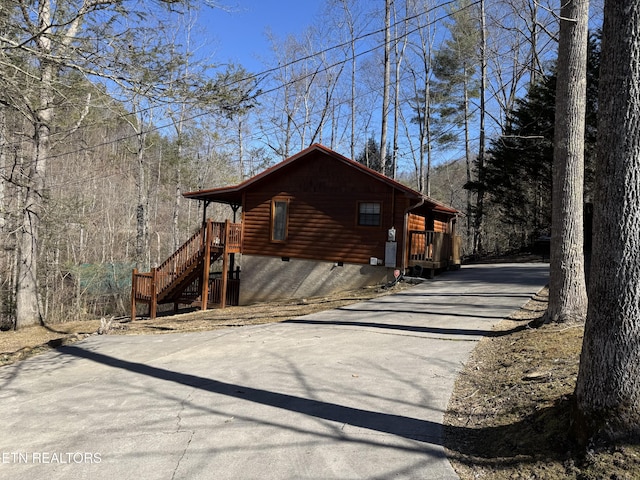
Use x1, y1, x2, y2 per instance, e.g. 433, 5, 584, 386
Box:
0, 282, 408, 366
444, 286, 640, 479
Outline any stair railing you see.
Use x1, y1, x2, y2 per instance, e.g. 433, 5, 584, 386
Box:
154, 223, 207, 295
132, 219, 242, 320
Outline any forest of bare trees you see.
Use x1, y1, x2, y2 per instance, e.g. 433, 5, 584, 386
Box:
0, 0, 599, 329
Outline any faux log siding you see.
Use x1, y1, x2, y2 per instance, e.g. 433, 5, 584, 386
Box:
408, 214, 426, 259
408, 213, 449, 233
434, 218, 448, 233
241, 152, 408, 265
408, 213, 425, 231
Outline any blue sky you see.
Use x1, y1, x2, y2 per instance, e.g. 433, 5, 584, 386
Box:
199, 1, 325, 73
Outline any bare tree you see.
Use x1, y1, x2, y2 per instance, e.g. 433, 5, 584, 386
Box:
404, 0, 438, 194
1, 0, 207, 328
484, 0, 558, 132
432, 0, 480, 249
547, 0, 589, 324
379, 0, 392, 173
391, 1, 409, 180
474, 0, 487, 255
336, 0, 360, 160
574, 0, 640, 445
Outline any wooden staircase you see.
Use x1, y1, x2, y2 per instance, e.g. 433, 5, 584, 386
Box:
131, 219, 242, 320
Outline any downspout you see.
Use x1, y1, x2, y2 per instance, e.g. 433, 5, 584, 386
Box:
402, 196, 425, 275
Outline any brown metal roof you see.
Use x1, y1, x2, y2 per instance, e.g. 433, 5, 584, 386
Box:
183, 143, 460, 215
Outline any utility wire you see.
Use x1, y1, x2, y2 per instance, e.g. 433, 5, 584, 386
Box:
1, 0, 483, 163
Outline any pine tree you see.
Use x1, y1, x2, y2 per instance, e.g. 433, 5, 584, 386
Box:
431, 0, 480, 249
355, 137, 393, 176
471, 35, 599, 251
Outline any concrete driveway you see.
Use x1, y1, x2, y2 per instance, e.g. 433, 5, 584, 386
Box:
0, 263, 548, 480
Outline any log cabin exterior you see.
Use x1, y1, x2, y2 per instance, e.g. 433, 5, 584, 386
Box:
131, 144, 461, 319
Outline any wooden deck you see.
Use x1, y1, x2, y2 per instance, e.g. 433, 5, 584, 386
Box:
131, 219, 242, 320
408, 230, 461, 277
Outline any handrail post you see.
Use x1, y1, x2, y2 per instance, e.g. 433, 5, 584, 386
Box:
131, 268, 138, 321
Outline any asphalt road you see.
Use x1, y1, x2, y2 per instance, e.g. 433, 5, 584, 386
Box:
0, 263, 548, 480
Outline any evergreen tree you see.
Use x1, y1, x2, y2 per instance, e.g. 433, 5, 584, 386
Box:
431, 0, 480, 139
355, 137, 393, 176
431, 0, 480, 248
471, 34, 599, 250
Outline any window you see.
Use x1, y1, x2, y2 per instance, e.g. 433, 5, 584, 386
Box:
271, 199, 289, 241
358, 202, 381, 226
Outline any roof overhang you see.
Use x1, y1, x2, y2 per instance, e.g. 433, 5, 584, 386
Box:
183, 186, 243, 206
183, 144, 461, 217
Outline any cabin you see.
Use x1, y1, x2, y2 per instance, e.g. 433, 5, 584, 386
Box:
131, 144, 461, 319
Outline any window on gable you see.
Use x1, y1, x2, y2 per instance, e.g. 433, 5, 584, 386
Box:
358, 202, 381, 226
271, 198, 289, 242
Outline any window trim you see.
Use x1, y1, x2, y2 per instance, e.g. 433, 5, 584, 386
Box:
270, 197, 290, 242
357, 201, 382, 227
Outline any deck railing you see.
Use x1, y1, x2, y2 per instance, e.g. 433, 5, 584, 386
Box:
208, 278, 241, 306
408, 230, 451, 264
226, 223, 242, 252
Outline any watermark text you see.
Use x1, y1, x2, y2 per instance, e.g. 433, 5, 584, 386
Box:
1, 452, 101, 465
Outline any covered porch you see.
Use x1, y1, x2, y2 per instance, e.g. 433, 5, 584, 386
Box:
403, 202, 462, 278
407, 230, 462, 278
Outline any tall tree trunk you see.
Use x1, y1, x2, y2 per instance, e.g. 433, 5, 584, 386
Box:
0, 109, 5, 236
135, 127, 150, 271
413, 8, 435, 196
424, 81, 432, 197
15, 3, 56, 328
391, 4, 407, 181
379, 0, 392, 173
350, 32, 356, 160
473, 0, 487, 256
238, 119, 245, 180
547, 0, 589, 324
529, 0, 540, 87
337, 0, 357, 160
464, 74, 473, 250
0, 108, 10, 326
172, 161, 181, 252
573, 0, 640, 445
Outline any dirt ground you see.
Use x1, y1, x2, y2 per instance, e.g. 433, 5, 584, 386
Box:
0, 281, 410, 366
445, 286, 640, 479
2, 275, 638, 478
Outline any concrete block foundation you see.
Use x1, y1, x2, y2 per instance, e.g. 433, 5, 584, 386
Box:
238, 255, 393, 305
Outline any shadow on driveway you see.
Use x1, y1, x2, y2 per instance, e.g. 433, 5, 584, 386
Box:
59, 345, 443, 445
284, 318, 529, 338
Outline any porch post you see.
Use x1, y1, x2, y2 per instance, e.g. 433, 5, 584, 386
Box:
202, 200, 210, 226
201, 219, 212, 311
220, 220, 230, 308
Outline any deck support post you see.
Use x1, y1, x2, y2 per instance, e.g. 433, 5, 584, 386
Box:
131, 268, 138, 321
201, 219, 213, 311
